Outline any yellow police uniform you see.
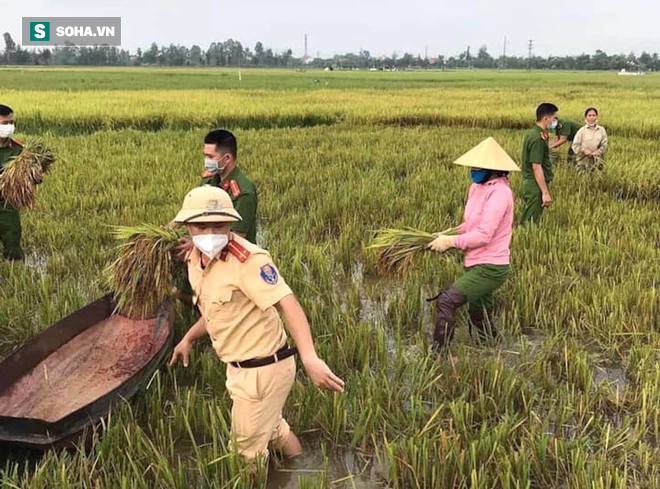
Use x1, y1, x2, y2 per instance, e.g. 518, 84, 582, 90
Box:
176, 186, 297, 459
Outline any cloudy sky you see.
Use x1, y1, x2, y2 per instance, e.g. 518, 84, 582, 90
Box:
1, 0, 657, 58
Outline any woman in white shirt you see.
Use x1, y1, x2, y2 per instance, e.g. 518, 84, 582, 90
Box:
572, 107, 608, 173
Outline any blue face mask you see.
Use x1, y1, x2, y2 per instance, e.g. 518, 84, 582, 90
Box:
548, 119, 558, 130
470, 169, 490, 184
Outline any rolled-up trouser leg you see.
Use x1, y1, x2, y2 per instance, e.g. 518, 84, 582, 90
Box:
432, 286, 468, 351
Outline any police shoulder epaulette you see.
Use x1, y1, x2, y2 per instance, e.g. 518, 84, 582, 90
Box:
220, 240, 250, 263
540, 132, 549, 141
228, 180, 241, 199
10, 139, 23, 148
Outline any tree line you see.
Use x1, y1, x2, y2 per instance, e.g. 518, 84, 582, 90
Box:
2, 32, 659, 71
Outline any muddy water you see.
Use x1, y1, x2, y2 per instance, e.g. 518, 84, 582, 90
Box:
593, 365, 628, 392
267, 435, 386, 489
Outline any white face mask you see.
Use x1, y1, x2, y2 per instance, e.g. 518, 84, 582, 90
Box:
586, 119, 598, 127
192, 234, 229, 259
204, 156, 227, 174
0, 124, 15, 139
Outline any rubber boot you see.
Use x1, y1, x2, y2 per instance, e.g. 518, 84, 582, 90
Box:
469, 308, 498, 343
429, 286, 467, 353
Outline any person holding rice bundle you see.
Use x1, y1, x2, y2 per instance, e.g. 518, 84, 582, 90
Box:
549, 118, 582, 165
0, 104, 24, 261
168, 185, 344, 462
426, 137, 520, 352
572, 107, 608, 174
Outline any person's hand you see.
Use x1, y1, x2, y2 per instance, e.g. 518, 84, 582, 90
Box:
542, 192, 553, 208
169, 338, 193, 367
175, 237, 193, 262
427, 234, 456, 253
171, 287, 193, 305
303, 356, 345, 393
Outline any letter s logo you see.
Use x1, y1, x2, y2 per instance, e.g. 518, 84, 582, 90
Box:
34, 24, 46, 39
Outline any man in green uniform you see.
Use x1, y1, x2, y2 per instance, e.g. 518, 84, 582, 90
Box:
200, 129, 257, 243
520, 103, 558, 225
174, 129, 258, 302
549, 118, 581, 165
0, 104, 24, 261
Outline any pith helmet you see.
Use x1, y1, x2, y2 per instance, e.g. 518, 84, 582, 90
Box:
173, 185, 242, 224
454, 137, 521, 172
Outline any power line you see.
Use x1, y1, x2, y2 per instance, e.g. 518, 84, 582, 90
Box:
502, 36, 507, 69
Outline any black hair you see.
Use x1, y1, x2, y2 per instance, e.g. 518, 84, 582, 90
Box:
584, 107, 599, 117
536, 103, 559, 121
0, 105, 14, 117
204, 130, 237, 159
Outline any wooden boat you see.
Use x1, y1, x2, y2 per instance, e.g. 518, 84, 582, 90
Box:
0, 294, 175, 450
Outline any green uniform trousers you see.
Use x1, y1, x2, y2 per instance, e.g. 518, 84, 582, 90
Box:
550, 146, 576, 166
567, 146, 576, 165
453, 264, 510, 311
0, 203, 23, 260
520, 178, 546, 225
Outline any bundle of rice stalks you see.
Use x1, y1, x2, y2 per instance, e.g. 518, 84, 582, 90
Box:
105, 224, 185, 320
0, 139, 56, 210
368, 227, 459, 273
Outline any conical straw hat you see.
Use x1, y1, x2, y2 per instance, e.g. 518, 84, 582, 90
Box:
453, 137, 521, 172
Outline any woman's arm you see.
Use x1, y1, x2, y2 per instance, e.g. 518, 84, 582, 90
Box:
597, 128, 608, 157
572, 128, 584, 155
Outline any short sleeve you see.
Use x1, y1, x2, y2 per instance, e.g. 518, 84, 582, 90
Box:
232, 193, 257, 235
239, 254, 292, 311
528, 137, 545, 165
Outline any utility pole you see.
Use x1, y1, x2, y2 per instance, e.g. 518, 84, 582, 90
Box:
304, 34, 308, 60
424, 45, 428, 60
528, 39, 534, 72
502, 36, 507, 69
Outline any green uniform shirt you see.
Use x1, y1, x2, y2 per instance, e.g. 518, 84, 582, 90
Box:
0, 139, 23, 203
521, 126, 553, 183
200, 166, 258, 244
556, 119, 581, 141
0, 139, 22, 170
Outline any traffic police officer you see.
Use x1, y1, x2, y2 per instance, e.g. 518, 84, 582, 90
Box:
169, 186, 344, 461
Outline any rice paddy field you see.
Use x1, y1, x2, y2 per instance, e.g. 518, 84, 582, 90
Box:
0, 67, 659, 488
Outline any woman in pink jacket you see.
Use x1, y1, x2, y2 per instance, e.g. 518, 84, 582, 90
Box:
427, 138, 521, 351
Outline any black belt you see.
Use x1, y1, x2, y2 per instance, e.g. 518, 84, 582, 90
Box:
230, 346, 298, 369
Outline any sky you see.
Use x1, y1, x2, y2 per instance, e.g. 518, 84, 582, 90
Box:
1, 0, 658, 58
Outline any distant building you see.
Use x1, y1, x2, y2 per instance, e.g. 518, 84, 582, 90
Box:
619, 68, 644, 76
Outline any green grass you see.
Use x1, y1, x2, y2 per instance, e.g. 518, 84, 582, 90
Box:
0, 69, 658, 488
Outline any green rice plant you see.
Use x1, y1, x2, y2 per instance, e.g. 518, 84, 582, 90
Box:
368, 227, 458, 273
104, 224, 184, 319
0, 139, 55, 210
